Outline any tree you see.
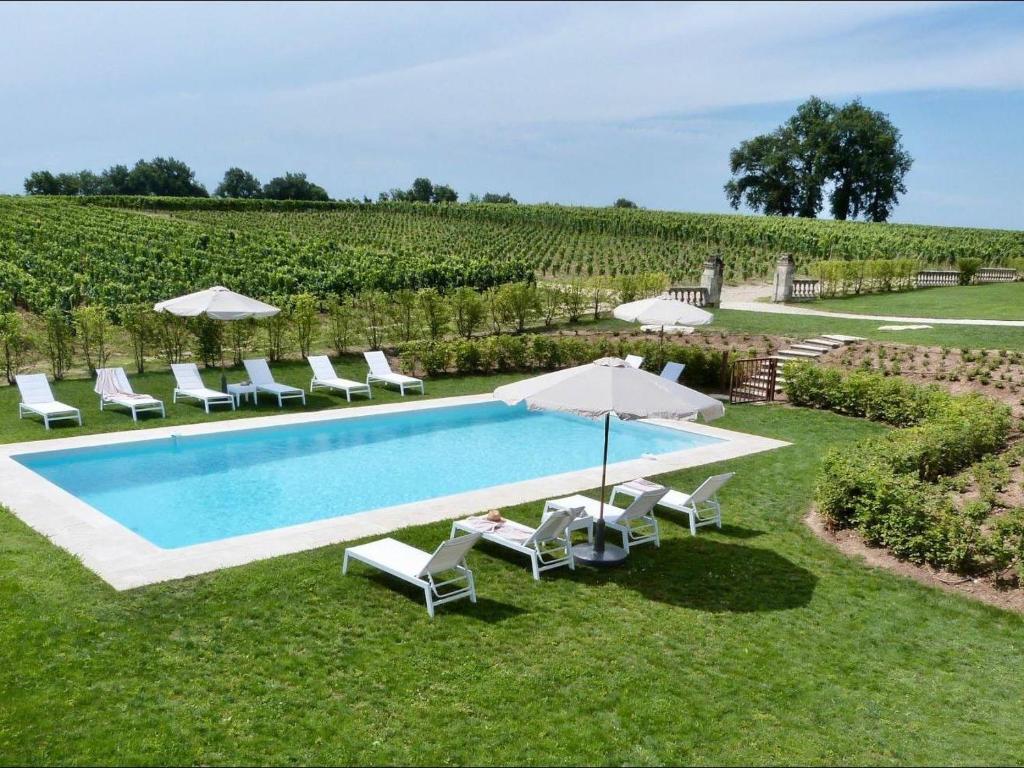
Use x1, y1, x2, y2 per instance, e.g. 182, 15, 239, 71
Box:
613, 198, 638, 208
381, 178, 459, 203
0, 312, 29, 384
431, 183, 457, 203
126, 157, 209, 197
409, 177, 434, 203
724, 96, 912, 222
450, 287, 484, 339
480, 192, 517, 204
99, 164, 132, 194
825, 100, 913, 222
417, 288, 450, 340
24, 157, 208, 197
23, 171, 60, 195
215, 167, 263, 199
262, 172, 329, 201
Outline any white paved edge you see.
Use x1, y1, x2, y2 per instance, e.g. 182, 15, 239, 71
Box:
720, 300, 1024, 327
0, 393, 789, 590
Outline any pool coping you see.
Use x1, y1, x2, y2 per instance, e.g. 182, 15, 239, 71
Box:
0, 393, 789, 590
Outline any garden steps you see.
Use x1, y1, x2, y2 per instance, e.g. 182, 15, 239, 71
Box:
767, 334, 865, 393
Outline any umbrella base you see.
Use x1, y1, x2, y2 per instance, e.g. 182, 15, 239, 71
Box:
572, 542, 628, 567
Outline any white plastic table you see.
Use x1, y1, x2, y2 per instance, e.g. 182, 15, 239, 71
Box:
227, 382, 259, 407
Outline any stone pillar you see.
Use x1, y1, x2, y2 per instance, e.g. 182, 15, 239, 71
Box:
772, 253, 796, 303
700, 253, 725, 306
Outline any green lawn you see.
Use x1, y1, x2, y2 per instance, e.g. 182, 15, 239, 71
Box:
4, 402, 1024, 765
0, 357, 528, 445
705, 308, 1024, 351
809, 282, 1024, 321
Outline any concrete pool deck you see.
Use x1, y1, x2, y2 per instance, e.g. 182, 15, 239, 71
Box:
0, 393, 789, 590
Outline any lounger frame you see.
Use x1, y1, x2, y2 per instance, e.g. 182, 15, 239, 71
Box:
343, 535, 480, 618
243, 359, 307, 408
16, 374, 82, 430
171, 364, 236, 413
308, 355, 372, 401
450, 507, 583, 580
96, 367, 165, 422
364, 350, 425, 396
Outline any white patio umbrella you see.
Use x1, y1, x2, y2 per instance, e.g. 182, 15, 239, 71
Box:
154, 286, 279, 391
613, 296, 714, 330
494, 357, 724, 565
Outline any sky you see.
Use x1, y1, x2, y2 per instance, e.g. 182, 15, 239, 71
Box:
1, 1, 1022, 229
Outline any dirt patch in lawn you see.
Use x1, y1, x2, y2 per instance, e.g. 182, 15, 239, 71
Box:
805, 508, 1024, 615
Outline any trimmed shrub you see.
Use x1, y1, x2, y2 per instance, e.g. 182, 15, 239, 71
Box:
807, 364, 1014, 574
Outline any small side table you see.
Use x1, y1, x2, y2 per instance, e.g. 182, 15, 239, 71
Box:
227, 382, 259, 407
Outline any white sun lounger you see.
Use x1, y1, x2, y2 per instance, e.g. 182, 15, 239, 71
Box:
307, 355, 372, 401
243, 358, 306, 407
95, 367, 165, 421
343, 534, 481, 618
170, 363, 236, 413
451, 506, 584, 580
611, 473, 736, 535
16, 374, 82, 430
545, 486, 669, 554
660, 361, 686, 383
364, 350, 424, 395
624, 354, 644, 369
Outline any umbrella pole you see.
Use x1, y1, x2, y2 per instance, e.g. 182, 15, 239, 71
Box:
219, 320, 228, 393
595, 412, 610, 553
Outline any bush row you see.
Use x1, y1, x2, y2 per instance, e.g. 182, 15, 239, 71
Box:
785, 363, 1016, 573
398, 336, 726, 389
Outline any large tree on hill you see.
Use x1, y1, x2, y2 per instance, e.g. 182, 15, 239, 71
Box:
262, 172, 329, 201
215, 168, 263, 198
724, 97, 912, 222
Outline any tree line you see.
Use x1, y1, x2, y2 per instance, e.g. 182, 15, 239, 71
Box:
24, 158, 332, 202
0, 273, 669, 385
24, 161, 637, 208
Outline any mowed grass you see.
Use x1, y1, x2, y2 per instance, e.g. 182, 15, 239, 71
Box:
704, 308, 1024, 350
809, 282, 1024, 321
0, 356, 529, 445
4, 404, 1024, 765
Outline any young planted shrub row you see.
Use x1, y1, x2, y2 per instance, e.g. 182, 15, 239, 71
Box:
398, 336, 726, 390
785, 363, 1018, 575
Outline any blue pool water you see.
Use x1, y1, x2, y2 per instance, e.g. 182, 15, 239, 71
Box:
15, 401, 722, 549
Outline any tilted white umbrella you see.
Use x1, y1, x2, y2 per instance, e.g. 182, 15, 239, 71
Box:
155, 286, 279, 391
613, 296, 713, 327
494, 357, 724, 565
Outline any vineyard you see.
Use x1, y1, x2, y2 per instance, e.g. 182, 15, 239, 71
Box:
1, 195, 1022, 312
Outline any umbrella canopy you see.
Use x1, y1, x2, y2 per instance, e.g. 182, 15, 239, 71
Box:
613, 296, 713, 327
493, 357, 724, 422
494, 357, 724, 565
153, 286, 279, 320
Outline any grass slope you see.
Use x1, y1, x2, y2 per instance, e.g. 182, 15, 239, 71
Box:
3, 402, 1024, 765
810, 283, 1024, 321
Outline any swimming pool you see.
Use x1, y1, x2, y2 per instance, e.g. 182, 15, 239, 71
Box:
15, 400, 723, 549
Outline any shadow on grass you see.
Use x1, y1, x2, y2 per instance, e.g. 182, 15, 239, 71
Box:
605, 538, 817, 613
709, 523, 765, 540
362, 573, 524, 622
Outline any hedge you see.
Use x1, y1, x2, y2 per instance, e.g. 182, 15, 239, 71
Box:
785, 363, 1015, 573
397, 335, 727, 390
